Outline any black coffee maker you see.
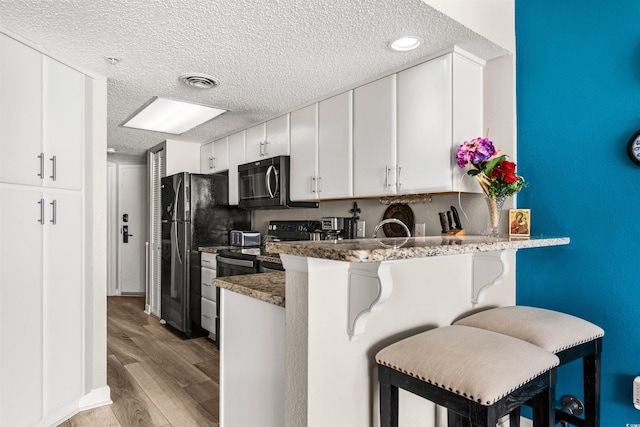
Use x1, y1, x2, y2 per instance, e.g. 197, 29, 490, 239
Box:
321, 217, 354, 240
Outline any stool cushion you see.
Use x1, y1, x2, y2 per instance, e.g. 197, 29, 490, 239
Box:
375, 325, 558, 406
454, 306, 604, 354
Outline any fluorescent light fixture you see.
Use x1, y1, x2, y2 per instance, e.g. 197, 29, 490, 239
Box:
389, 36, 422, 52
121, 96, 227, 134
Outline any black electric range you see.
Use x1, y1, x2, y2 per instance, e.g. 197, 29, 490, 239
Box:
216, 220, 321, 275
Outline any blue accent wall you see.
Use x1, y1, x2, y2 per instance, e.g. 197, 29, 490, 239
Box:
516, 0, 640, 422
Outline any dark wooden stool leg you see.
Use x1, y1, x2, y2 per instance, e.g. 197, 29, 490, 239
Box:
378, 367, 399, 427
447, 409, 469, 427
583, 350, 601, 427
532, 370, 555, 427
509, 406, 521, 427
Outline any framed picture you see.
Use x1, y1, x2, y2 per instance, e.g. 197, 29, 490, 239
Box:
509, 209, 531, 237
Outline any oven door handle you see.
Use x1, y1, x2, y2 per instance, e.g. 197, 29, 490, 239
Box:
217, 256, 256, 268
265, 165, 278, 199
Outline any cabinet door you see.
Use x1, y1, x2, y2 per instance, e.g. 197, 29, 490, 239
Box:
452, 53, 483, 193
397, 55, 452, 193
43, 57, 84, 190
264, 114, 290, 158
43, 191, 83, 415
0, 34, 43, 187
228, 131, 246, 205
0, 187, 44, 426
289, 104, 318, 201
200, 142, 214, 174
353, 75, 397, 197
245, 123, 265, 162
318, 91, 353, 199
213, 137, 229, 172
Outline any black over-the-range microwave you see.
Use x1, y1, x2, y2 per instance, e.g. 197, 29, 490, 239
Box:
237, 155, 319, 210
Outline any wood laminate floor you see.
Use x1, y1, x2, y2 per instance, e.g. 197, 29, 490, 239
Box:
59, 296, 219, 427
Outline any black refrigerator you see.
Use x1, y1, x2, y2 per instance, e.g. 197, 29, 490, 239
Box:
161, 171, 250, 337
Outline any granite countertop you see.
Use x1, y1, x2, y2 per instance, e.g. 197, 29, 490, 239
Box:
266, 235, 570, 263
257, 254, 282, 264
214, 272, 286, 307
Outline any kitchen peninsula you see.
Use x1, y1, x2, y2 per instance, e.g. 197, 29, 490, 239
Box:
216, 235, 569, 427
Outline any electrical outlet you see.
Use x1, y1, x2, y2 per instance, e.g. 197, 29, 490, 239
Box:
356, 221, 366, 238
415, 223, 425, 237
634, 375, 640, 409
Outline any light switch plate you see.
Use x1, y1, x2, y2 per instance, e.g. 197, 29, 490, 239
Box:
415, 223, 425, 237
356, 221, 366, 238
634, 376, 640, 409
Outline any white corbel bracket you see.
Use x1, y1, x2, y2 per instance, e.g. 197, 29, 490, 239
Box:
347, 262, 393, 340
472, 251, 509, 305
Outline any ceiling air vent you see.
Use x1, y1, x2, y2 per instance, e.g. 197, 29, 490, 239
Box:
179, 73, 220, 89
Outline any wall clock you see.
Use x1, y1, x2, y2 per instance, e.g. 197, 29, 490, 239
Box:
628, 130, 640, 165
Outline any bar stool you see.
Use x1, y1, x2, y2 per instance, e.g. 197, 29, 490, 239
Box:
454, 306, 604, 427
376, 325, 559, 427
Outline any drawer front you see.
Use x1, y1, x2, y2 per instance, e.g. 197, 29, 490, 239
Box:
201, 298, 216, 332
201, 266, 216, 301
201, 252, 217, 269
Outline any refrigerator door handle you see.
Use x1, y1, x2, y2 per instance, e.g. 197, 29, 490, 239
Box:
173, 177, 182, 221
174, 221, 182, 265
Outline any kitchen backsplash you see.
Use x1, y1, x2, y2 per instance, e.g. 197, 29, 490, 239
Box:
251, 193, 510, 238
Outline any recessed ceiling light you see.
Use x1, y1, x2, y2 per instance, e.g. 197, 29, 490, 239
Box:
389, 37, 422, 52
120, 96, 227, 135
105, 56, 121, 65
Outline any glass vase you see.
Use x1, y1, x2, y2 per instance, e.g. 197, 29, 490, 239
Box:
485, 195, 506, 237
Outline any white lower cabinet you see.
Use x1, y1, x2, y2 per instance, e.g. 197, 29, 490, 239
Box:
0, 186, 82, 426
200, 252, 217, 338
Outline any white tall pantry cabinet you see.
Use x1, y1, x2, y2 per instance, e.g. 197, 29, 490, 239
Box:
0, 32, 90, 426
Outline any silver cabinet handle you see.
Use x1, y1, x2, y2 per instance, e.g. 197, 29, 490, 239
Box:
203, 314, 212, 319
50, 155, 57, 181
50, 199, 57, 225
202, 281, 212, 286
396, 164, 402, 189
259, 141, 264, 156
318, 176, 322, 193
385, 165, 391, 188
311, 176, 317, 193
209, 156, 214, 169
37, 153, 44, 179
37, 198, 45, 224
263, 140, 269, 156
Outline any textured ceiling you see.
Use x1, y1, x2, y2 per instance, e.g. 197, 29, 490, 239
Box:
0, 0, 508, 162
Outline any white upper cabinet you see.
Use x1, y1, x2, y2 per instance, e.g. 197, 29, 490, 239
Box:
43, 56, 84, 191
0, 34, 43, 187
353, 75, 397, 197
213, 137, 230, 172
228, 130, 246, 205
290, 92, 353, 201
200, 142, 214, 174
318, 91, 353, 199
246, 114, 290, 162
289, 104, 318, 201
397, 52, 483, 194
0, 34, 84, 191
397, 54, 453, 193
201, 137, 229, 174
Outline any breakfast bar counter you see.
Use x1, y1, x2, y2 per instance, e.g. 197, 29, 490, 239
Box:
218, 235, 570, 427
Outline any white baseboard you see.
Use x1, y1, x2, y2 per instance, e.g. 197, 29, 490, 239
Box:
78, 385, 113, 411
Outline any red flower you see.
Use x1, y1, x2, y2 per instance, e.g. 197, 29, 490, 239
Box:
503, 173, 520, 183
494, 160, 516, 174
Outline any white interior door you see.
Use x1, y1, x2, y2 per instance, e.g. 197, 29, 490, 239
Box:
118, 165, 147, 294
